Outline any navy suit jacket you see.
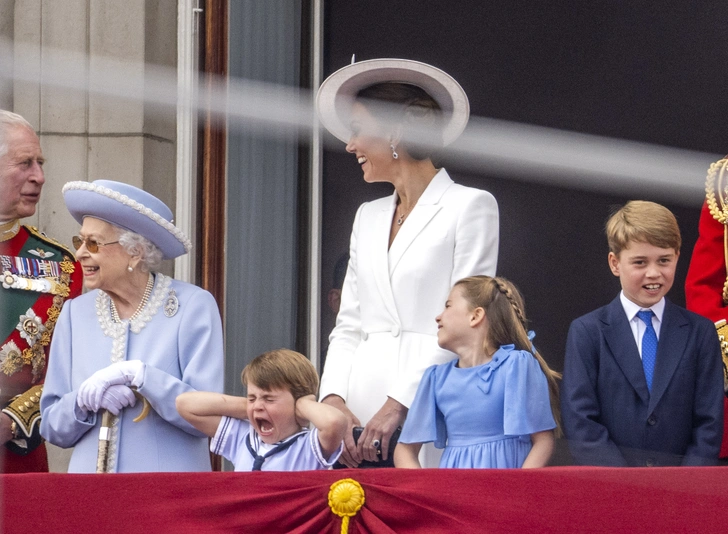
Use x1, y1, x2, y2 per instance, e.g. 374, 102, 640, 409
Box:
561, 296, 723, 466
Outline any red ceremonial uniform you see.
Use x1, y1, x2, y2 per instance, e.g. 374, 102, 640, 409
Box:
0, 221, 81, 472
685, 201, 728, 458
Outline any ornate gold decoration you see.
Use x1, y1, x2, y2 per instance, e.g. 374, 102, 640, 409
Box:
21, 347, 33, 366
2, 385, 44, 437
705, 157, 728, 304
46, 306, 60, 322
328, 478, 365, 534
706, 157, 728, 223
0, 219, 20, 242
715, 320, 728, 392
60, 259, 75, 274
0, 341, 23, 376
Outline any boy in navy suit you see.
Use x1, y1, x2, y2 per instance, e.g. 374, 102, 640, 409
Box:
561, 201, 723, 466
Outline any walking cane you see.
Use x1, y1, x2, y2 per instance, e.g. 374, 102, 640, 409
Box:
96, 389, 151, 473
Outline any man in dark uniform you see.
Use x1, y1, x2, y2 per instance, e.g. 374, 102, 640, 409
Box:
0, 110, 82, 472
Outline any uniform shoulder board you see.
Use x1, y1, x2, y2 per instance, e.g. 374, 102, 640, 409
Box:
25, 225, 77, 259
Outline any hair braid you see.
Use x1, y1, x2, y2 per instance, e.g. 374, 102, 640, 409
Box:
493, 278, 528, 329
456, 275, 563, 437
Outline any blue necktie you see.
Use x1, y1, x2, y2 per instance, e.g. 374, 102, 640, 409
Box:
637, 310, 657, 392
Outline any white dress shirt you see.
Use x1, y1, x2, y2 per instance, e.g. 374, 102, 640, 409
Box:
619, 291, 665, 359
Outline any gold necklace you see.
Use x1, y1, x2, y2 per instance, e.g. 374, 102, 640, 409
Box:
110, 273, 154, 323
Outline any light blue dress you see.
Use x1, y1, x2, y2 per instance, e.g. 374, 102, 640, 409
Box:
211, 416, 343, 471
399, 344, 556, 468
40, 274, 224, 473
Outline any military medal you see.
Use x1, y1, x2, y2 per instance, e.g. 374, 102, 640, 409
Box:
2, 270, 60, 294
17, 309, 47, 346
0, 341, 23, 376
1, 253, 66, 295
1, 255, 61, 278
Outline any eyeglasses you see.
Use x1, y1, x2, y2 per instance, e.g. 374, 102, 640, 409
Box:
72, 235, 120, 253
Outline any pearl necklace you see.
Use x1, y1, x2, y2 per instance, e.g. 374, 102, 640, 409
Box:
110, 273, 154, 323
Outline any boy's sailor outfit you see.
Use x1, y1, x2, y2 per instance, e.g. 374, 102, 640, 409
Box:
212, 416, 343, 471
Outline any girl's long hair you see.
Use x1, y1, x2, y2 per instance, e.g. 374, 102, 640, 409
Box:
455, 275, 562, 436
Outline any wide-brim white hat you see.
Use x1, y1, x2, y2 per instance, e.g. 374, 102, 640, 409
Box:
316, 58, 470, 146
63, 180, 191, 259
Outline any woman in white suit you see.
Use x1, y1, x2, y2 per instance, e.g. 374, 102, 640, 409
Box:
316, 59, 499, 467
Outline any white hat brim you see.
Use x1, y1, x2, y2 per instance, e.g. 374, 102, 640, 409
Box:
316, 58, 470, 146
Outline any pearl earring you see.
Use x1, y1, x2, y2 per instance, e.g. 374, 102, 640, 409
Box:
127, 266, 133, 273
390, 144, 399, 160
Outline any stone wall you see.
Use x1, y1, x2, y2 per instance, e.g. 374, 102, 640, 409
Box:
4, 0, 178, 471
8, 0, 177, 259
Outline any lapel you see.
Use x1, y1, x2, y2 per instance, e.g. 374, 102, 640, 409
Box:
370, 196, 399, 319
601, 296, 650, 404
388, 169, 451, 275
647, 299, 688, 413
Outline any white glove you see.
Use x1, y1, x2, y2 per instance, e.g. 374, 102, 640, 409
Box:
77, 360, 146, 412
98, 385, 137, 416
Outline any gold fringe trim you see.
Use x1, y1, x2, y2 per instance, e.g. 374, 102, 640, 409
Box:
704, 157, 728, 304
715, 320, 728, 393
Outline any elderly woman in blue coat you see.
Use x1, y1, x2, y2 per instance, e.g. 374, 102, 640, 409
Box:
40, 180, 224, 472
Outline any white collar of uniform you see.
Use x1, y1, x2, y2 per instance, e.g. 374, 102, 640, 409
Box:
619, 291, 665, 323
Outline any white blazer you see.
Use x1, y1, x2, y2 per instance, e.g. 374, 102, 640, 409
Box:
320, 169, 499, 425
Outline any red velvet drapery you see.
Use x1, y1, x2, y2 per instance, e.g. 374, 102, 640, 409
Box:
3, 467, 727, 533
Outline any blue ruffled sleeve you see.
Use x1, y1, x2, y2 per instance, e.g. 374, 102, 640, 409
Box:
399, 364, 447, 449
502, 349, 556, 436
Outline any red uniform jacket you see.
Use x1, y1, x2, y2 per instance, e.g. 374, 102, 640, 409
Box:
685, 202, 728, 458
0, 223, 82, 472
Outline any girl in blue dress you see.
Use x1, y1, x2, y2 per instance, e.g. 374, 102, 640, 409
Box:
394, 276, 560, 469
